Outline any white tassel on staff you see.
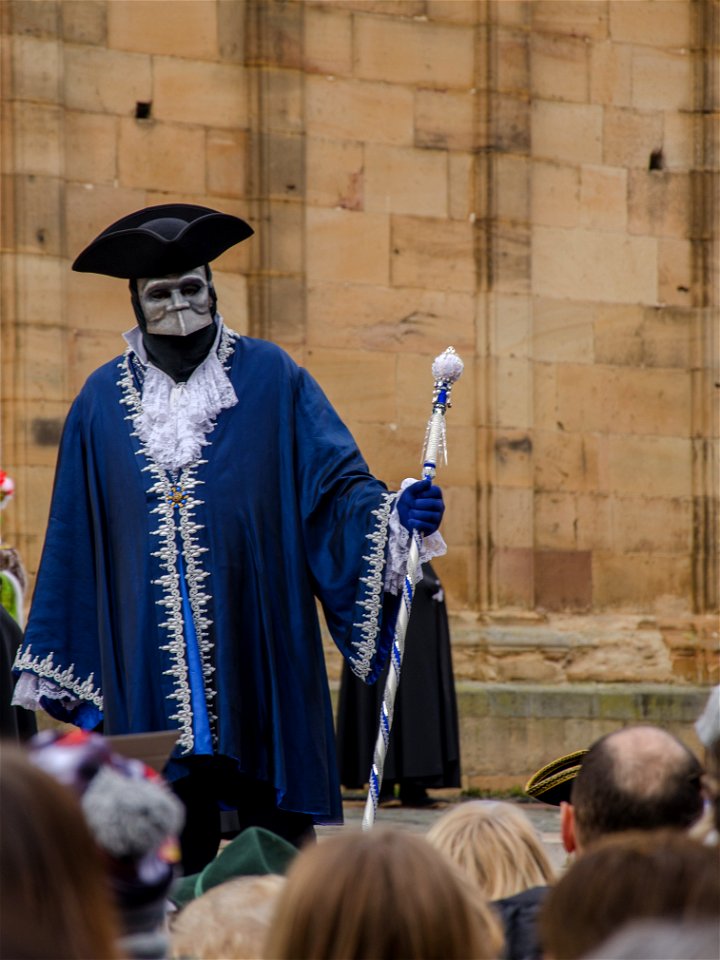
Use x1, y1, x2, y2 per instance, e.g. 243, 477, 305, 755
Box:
362, 346, 464, 831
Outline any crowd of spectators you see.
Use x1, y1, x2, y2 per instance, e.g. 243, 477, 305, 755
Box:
1, 688, 718, 959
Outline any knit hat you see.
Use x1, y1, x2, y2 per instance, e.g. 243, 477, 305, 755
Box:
525, 749, 588, 806
169, 826, 297, 909
28, 729, 185, 914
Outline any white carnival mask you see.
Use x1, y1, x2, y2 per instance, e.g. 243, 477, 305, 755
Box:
137, 266, 213, 336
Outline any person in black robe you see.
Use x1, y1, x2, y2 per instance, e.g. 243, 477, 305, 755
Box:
336, 563, 460, 806
0, 605, 36, 741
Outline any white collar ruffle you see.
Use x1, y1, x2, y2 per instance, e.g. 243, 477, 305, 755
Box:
123, 319, 238, 473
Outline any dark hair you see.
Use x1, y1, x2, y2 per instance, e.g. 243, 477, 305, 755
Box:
539, 830, 720, 960
0, 747, 121, 960
571, 726, 704, 845
582, 920, 720, 960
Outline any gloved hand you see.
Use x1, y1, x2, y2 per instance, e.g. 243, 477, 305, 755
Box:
396, 478, 445, 535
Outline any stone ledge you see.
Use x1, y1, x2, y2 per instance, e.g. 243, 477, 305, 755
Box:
455, 681, 712, 790
454, 680, 709, 722
330, 680, 713, 792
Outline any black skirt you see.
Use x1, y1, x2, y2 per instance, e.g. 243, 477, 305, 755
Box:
336, 563, 461, 789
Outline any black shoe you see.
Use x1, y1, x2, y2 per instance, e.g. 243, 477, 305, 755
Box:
399, 784, 434, 807
378, 782, 397, 805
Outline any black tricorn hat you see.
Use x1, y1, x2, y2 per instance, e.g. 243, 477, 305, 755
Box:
72, 203, 254, 279
524, 749, 588, 806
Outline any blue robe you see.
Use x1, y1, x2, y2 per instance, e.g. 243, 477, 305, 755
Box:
15, 326, 397, 822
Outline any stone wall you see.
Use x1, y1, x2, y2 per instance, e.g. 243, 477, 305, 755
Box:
329, 680, 711, 791
1, 1, 718, 688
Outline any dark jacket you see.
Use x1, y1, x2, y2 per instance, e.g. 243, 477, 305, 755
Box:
493, 885, 549, 960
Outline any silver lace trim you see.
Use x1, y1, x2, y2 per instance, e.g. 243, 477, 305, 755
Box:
13, 645, 103, 709
116, 327, 239, 752
350, 492, 396, 680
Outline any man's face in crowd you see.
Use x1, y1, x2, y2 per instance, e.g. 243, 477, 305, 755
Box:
137, 266, 213, 336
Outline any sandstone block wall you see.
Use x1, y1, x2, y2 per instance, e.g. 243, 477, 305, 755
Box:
1, 0, 718, 688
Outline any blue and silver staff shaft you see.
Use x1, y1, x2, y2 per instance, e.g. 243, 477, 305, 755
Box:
362, 346, 464, 831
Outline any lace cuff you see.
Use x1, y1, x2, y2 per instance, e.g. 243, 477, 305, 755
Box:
384, 478, 447, 595
12, 671, 83, 711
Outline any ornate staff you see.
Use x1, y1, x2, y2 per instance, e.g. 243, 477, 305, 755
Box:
362, 346, 464, 830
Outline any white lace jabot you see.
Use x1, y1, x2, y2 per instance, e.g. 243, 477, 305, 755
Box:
123, 320, 238, 472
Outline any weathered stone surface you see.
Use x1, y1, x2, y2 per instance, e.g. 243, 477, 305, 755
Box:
107, 0, 218, 59
602, 106, 663, 168
354, 15, 475, 88
63, 45, 151, 113
531, 161, 580, 228
609, 0, 692, 47
414, 89, 476, 152
593, 553, 692, 613
495, 27, 530, 94
61, 1, 106, 45
534, 430, 600, 494
657, 238, 692, 307
532, 1, 608, 41
532, 101, 603, 165
533, 298, 595, 363
306, 283, 476, 356
589, 40, 632, 107
6, 0, 59, 38
628, 170, 691, 240
306, 138, 363, 210
306, 75, 414, 145
10, 36, 62, 103
531, 33, 589, 104
303, 5, 352, 76
364, 144, 448, 217
391, 216, 476, 292
604, 435, 692, 498
306, 208, 390, 284
153, 58, 248, 129
11, 174, 63, 257
535, 549, 592, 611
118, 119, 206, 194
207, 129, 247, 199
495, 486, 534, 549
493, 547, 534, 608
631, 47, 693, 112
579, 164, 627, 231
12, 101, 64, 177
1, 253, 63, 327
532, 226, 658, 304
65, 111, 117, 185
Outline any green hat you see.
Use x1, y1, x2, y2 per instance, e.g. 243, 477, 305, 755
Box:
169, 826, 297, 909
525, 749, 588, 806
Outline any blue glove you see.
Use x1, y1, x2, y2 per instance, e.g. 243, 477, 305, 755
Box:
396, 478, 445, 535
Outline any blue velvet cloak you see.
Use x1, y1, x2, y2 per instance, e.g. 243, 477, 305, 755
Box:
15, 328, 396, 822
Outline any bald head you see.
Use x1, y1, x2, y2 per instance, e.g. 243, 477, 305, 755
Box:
571, 725, 704, 847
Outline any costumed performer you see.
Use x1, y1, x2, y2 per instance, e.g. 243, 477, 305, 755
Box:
12, 204, 446, 872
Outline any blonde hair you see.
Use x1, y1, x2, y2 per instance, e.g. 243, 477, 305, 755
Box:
426, 800, 555, 900
264, 827, 503, 960
170, 874, 285, 960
